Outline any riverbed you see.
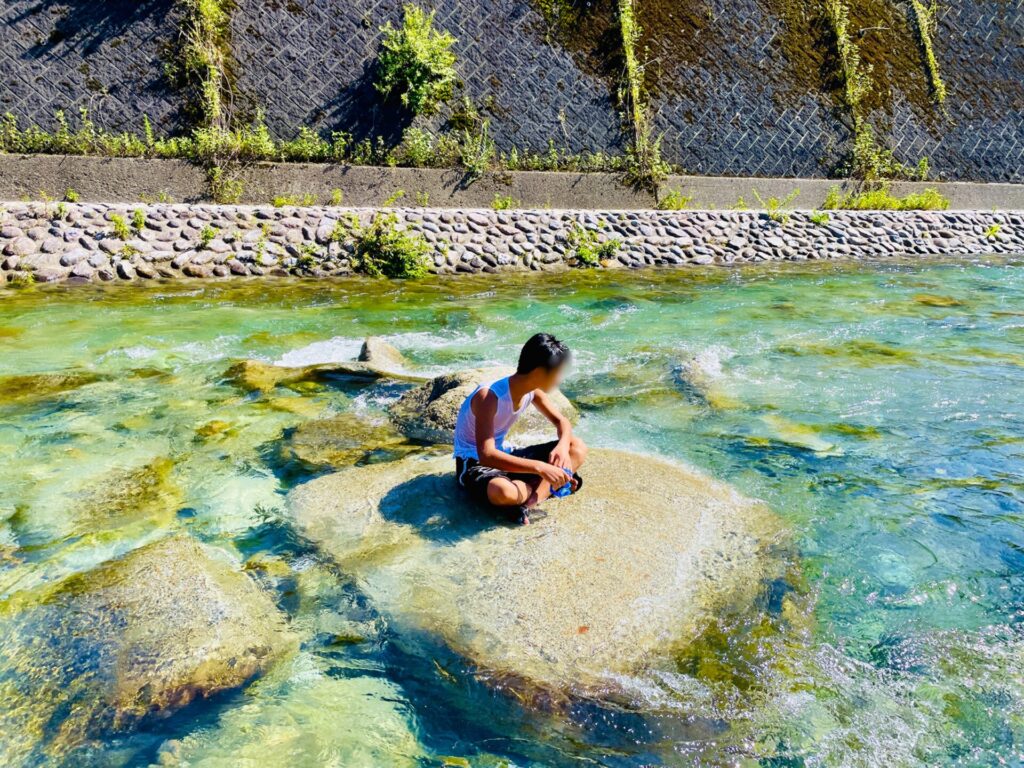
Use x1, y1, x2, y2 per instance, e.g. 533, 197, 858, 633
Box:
1, 258, 1023, 766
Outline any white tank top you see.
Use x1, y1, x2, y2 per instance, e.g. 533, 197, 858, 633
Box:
453, 376, 534, 459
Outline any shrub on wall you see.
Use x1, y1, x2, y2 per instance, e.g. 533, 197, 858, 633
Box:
375, 5, 459, 116
351, 213, 433, 278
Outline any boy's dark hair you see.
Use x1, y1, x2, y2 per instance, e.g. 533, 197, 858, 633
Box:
517, 333, 570, 374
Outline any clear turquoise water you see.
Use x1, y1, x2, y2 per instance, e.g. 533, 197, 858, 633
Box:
1, 258, 1023, 766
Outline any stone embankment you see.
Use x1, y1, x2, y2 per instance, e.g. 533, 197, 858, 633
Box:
1, 201, 1022, 284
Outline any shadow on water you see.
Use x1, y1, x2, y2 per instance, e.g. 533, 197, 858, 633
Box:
382, 625, 681, 768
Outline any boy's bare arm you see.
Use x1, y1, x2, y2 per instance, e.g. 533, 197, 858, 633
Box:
531, 389, 573, 469
473, 390, 566, 485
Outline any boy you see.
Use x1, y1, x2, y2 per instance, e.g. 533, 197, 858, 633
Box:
453, 333, 588, 525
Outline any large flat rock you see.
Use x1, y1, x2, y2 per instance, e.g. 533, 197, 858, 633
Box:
289, 449, 782, 698
0, 536, 297, 764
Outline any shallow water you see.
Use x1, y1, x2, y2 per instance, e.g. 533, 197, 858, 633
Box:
1, 258, 1023, 766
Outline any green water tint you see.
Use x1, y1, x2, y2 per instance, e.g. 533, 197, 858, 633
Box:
1, 258, 1023, 765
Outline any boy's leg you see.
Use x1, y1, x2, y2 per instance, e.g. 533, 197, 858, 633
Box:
512, 436, 589, 505
486, 476, 535, 507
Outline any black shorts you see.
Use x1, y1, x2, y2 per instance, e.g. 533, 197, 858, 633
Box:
454, 440, 559, 505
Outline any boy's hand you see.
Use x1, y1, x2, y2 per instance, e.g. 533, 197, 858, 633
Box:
548, 440, 572, 469
535, 461, 569, 487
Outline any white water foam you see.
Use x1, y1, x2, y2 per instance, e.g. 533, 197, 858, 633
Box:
275, 337, 363, 367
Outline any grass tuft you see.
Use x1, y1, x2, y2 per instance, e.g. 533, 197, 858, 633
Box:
822, 184, 950, 210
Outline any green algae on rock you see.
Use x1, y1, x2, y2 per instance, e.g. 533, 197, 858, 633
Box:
224, 359, 386, 394
75, 456, 183, 533
289, 448, 783, 698
224, 338, 423, 395
388, 367, 578, 444
0, 536, 297, 764
277, 412, 417, 472
155, 658, 425, 768
0, 370, 105, 406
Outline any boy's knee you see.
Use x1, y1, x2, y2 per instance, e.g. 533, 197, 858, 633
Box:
487, 480, 520, 506
570, 435, 588, 465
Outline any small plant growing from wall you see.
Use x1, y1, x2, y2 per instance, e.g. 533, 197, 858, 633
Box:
168, 0, 237, 130
131, 209, 146, 234
459, 120, 496, 180
658, 190, 693, 210
272, 193, 318, 207
753, 189, 801, 224
492, 194, 519, 210
566, 223, 620, 267
109, 214, 132, 241
822, 184, 949, 210
199, 225, 218, 248
351, 213, 432, 278
376, 4, 459, 116
909, 0, 946, 106
207, 166, 244, 204
617, 0, 670, 191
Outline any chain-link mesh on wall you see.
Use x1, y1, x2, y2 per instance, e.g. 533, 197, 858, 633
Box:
0, 0, 1021, 182
228, 0, 624, 155
0, 0, 183, 135
883, 0, 1024, 183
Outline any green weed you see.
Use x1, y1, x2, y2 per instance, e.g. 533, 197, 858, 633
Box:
272, 193, 317, 207
658, 189, 693, 210
207, 166, 243, 203
753, 189, 800, 224
199, 225, 217, 248
910, 0, 946, 105
351, 213, 433, 278
566, 222, 620, 268
109, 213, 131, 240
376, 4, 458, 116
492, 193, 518, 210
822, 184, 950, 210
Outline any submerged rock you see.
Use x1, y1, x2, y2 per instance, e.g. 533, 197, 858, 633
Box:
389, 367, 578, 444
277, 413, 416, 472
224, 359, 383, 394
0, 536, 297, 764
674, 351, 742, 410
12, 456, 184, 549
0, 370, 105, 406
76, 457, 183, 533
224, 338, 423, 394
156, 660, 424, 768
289, 449, 782, 699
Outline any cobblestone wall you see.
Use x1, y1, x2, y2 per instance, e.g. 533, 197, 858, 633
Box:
2, 202, 1021, 285
1, 0, 1021, 182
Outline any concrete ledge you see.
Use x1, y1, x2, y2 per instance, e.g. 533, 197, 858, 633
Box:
2, 154, 1023, 210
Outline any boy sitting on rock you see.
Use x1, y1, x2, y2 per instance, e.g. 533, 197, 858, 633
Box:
453, 333, 587, 525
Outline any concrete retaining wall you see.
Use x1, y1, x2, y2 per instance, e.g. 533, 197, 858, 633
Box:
2, 201, 1021, 285
3, 155, 1024, 211
4, 0, 1022, 182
